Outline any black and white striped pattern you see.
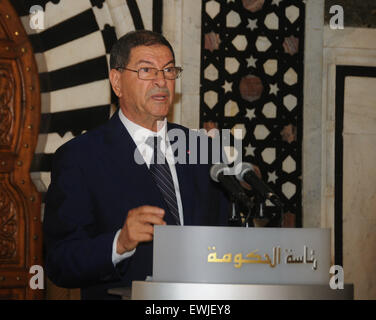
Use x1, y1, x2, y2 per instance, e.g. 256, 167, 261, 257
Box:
14, 0, 117, 196
12, 0, 164, 198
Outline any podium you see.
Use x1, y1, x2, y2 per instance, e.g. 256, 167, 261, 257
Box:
109, 226, 354, 300
109, 282, 353, 300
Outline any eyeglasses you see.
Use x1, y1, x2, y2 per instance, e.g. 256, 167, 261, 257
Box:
116, 66, 183, 80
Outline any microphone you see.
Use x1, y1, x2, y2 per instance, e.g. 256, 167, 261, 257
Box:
236, 162, 284, 208
210, 163, 253, 210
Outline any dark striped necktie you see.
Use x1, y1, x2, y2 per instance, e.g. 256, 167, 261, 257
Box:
146, 136, 181, 225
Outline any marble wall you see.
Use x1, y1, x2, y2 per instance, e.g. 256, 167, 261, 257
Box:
343, 76, 376, 299
321, 27, 376, 299
301, 0, 324, 228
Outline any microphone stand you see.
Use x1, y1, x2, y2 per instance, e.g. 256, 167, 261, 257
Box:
227, 196, 241, 227
239, 197, 254, 228
227, 195, 254, 227
227, 191, 284, 228
279, 206, 284, 228
254, 195, 285, 228
243, 202, 253, 228
246, 194, 264, 227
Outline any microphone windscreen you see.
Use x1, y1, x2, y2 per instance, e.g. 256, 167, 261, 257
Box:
235, 162, 253, 181
210, 163, 229, 182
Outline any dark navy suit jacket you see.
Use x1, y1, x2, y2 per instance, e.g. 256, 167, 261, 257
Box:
43, 111, 229, 299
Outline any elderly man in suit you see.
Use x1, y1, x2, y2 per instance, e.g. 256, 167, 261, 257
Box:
43, 30, 230, 300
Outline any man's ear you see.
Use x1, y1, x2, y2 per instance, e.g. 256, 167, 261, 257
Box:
109, 69, 122, 98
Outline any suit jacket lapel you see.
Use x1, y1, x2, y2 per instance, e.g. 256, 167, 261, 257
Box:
100, 111, 166, 210
100, 112, 196, 225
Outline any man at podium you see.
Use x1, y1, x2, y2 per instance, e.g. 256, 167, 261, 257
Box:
43, 30, 230, 300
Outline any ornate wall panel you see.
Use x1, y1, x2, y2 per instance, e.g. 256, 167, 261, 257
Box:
0, 0, 42, 299
201, 0, 305, 226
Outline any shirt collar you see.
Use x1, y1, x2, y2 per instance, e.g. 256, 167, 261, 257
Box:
118, 108, 167, 146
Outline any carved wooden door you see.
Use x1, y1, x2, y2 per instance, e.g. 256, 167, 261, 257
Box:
0, 0, 42, 299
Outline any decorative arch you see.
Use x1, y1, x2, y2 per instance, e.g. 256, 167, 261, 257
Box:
12, 0, 118, 193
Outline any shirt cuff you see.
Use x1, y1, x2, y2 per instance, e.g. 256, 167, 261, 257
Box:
112, 229, 136, 266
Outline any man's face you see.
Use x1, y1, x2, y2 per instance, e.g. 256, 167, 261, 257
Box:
111, 44, 176, 130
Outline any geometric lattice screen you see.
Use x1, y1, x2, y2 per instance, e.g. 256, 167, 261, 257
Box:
200, 0, 305, 227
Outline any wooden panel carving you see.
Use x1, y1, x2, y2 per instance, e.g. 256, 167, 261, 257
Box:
0, 0, 42, 299
0, 65, 15, 147
0, 178, 17, 261
0, 174, 25, 268
0, 288, 25, 299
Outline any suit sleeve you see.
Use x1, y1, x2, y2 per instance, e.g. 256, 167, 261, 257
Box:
43, 144, 129, 288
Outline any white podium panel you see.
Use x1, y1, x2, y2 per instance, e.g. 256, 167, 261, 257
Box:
153, 226, 331, 285
128, 281, 353, 300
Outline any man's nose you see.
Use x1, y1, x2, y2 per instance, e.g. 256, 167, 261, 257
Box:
153, 70, 167, 87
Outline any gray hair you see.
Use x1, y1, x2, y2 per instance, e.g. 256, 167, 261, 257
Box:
110, 30, 175, 69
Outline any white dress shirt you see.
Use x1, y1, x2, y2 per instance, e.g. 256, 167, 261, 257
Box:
112, 109, 184, 265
